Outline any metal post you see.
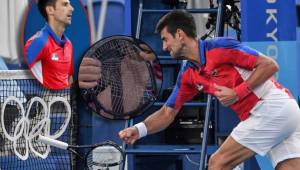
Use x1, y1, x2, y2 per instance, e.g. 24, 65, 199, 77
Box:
199, 0, 224, 169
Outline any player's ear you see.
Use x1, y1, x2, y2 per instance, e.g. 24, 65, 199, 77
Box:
46, 5, 55, 16
176, 29, 184, 41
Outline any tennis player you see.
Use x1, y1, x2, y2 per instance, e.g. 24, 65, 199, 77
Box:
118, 10, 300, 169
24, 0, 74, 90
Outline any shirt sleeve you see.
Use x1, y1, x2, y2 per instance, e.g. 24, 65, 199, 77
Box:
24, 32, 48, 68
166, 61, 198, 110
207, 38, 259, 70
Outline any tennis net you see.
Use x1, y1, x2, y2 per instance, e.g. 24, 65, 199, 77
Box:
0, 70, 78, 170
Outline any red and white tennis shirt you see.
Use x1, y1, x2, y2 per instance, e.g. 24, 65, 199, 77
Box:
25, 23, 73, 90
166, 37, 292, 121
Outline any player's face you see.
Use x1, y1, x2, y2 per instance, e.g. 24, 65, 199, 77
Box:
51, 0, 74, 26
160, 27, 185, 60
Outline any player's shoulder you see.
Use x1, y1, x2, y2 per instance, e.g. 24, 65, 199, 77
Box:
204, 37, 241, 50
26, 27, 49, 47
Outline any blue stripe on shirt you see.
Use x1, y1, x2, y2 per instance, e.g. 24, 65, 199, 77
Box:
205, 37, 259, 56
26, 26, 48, 65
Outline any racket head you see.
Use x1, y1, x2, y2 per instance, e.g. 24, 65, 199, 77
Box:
85, 141, 124, 169
79, 35, 163, 119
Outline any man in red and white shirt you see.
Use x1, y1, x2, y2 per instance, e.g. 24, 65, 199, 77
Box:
25, 0, 74, 90
118, 10, 300, 169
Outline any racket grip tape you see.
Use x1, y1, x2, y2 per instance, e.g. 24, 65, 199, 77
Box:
38, 135, 69, 150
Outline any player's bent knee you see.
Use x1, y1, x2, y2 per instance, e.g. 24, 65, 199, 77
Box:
209, 152, 237, 170
208, 153, 226, 169
275, 158, 300, 170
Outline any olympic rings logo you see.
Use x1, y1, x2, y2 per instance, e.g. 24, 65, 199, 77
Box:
0, 96, 71, 160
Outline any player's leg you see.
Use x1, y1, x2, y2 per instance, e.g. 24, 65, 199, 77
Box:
208, 136, 255, 170
264, 99, 300, 170
275, 158, 300, 170
208, 100, 264, 170
209, 98, 300, 170
267, 109, 300, 170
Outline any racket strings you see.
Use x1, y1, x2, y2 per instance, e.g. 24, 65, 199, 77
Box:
125, 69, 150, 104
81, 36, 161, 119
94, 40, 125, 61
96, 63, 124, 115
86, 145, 123, 169
121, 41, 157, 97
118, 40, 155, 101
94, 44, 124, 88
111, 40, 153, 113
123, 59, 156, 105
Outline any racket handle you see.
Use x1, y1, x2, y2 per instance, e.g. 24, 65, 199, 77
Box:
38, 135, 69, 150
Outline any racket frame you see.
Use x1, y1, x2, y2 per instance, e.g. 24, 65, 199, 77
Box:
38, 135, 124, 169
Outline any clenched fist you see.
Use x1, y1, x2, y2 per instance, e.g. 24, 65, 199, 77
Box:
119, 127, 139, 144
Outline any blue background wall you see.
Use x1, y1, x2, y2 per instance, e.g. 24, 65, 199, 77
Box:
241, 0, 299, 98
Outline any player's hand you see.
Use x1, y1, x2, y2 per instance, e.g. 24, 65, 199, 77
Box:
119, 127, 139, 144
214, 84, 239, 106
138, 44, 156, 61
78, 57, 101, 89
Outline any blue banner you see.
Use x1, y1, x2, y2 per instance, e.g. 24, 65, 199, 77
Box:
242, 0, 296, 41
241, 0, 299, 98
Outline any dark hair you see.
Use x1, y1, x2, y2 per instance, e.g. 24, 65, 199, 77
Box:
155, 10, 197, 38
37, 0, 57, 21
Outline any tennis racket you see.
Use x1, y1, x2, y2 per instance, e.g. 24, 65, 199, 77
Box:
38, 135, 124, 170
79, 35, 162, 119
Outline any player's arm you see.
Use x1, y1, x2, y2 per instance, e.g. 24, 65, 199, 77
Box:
242, 53, 278, 90
213, 39, 279, 106
119, 105, 179, 144
119, 61, 198, 144
214, 54, 278, 106
217, 40, 279, 90
25, 34, 45, 69
144, 105, 179, 134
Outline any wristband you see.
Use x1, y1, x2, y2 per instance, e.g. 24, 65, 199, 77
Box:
134, 122, 147, 139
234, 81, 252, 100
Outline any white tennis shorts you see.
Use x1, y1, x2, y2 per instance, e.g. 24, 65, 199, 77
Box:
230, 99, 300, 167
